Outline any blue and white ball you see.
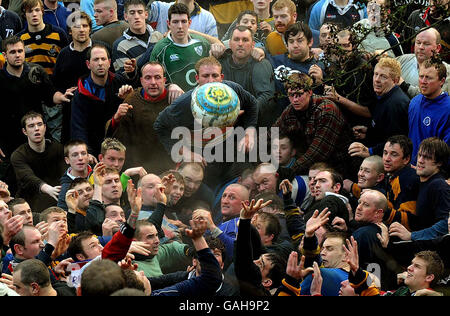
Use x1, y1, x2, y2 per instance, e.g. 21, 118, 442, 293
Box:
191, 82, 240, 147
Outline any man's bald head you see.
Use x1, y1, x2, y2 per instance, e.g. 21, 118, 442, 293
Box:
138, 174, 162, 207
221, 183, 249, 220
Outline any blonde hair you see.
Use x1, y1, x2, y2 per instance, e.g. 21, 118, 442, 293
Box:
375, 57, 402, 81
272, 0, 297, 15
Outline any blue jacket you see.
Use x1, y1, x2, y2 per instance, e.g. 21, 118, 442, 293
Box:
43, 3, 71, 34
408, 92, 450, 165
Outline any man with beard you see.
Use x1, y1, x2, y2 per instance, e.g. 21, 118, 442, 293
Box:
70, 42, 137, 157
53, 11, 93, 144
265, 0, 297, 56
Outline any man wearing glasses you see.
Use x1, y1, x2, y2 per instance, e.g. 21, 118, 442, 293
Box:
272, 72, 357, 180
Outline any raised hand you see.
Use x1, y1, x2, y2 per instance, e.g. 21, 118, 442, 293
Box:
123, 58, 137, 74
310, 261, 323, 296
343, 236, 359, 274
240, 198, 272, 220
114, 103, 133, 122
93, 162, 106, 186
286, 251, 314, 281
376, 222, 389, 248
2, 215, 24, 245
305, 208, 330, 237
65, 189, 79, 212
102, 218, 120, 236
279, 179, 293, 196
127, 179, 142, 229
161, 173, 176, 194
184, 218, 208, 241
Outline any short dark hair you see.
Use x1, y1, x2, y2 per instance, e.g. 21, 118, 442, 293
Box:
69, 178, 92, 190
386, 135, 413, 161
205, 236, 226, 263
80, 259, 125, 296
124, 0, 146, 12
121, 269, 146, 292
422, 59, 447, 81
64, 139, 88, 157
15, 259, 51, 289
266, 252, 286, 289
87, 42, 110, 60
236, 10, 257, 24
7, 198, 29, 213
10, 225, 36, 256
231, 25, 255, 39
254, 192, 284, 211
168, 2, 190, 21
284, 21, 313, 44
322, 231, 349, 248
140, 61, 164, 77
20, 111, 44, 129
111, 288, 146, 296
134, 220, 155, 239
2, 36, 24, 52
321, 168, 344, 188
68, 231, 95, 261
257, 212, 282, 242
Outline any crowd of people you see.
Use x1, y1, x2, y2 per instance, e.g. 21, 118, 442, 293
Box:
0, 0, 449, 298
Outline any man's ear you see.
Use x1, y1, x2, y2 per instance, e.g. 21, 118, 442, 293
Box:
334, 182, 342, 193
22, 128, 27, 137
14, 244, 24, 256
377, 173, 385, 183
30, 282, 40, 296
425, 273, 435, 285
